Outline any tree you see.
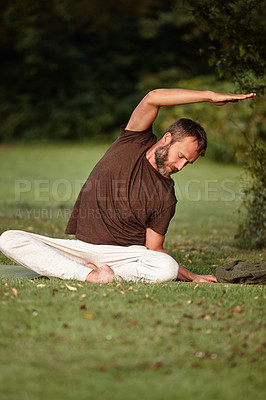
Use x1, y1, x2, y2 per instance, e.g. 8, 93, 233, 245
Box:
184, 0, 266, 248
0, 0, 210, 141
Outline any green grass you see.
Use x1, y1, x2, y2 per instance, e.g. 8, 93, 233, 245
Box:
0, 279, 265, 400
0, 144, 265, 400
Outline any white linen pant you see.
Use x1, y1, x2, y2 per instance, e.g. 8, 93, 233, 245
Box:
0, 230, 179, 282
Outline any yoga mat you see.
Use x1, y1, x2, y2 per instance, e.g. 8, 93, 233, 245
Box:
0, 264, 41, 279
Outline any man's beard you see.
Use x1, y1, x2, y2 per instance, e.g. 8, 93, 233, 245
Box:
155, 144, 178, 178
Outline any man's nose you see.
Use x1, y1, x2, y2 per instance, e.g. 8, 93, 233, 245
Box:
175, 160, 187, 171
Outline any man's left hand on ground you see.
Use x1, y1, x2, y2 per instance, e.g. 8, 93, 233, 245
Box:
192, 274, 218, 283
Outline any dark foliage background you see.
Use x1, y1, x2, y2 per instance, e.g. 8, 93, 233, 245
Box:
0, 0, 265, 246
0, 0, 213, 141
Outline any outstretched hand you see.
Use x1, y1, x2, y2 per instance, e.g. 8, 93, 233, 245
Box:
211, 92, 256, 106
192, 274, 218, 283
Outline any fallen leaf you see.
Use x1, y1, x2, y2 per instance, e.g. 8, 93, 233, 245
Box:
233, 305, 243, 313
152, 360, 163, 369
197, 300, 204, 306
193, 284, 199, 290
12, 288, 18, 297
36, 284, 46, 288
191, 363, 201, 368
153, 320, 162, 326
83, 312, 94, 319
113, 313, 123, 319
203, 315, 211, 320
65, 284, 77, 291
77, 283, 83, 288
195, 351, 205, 358
145, 294, 149, 298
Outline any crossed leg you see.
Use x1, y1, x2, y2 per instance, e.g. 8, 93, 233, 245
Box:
0, 230, 122, 282
0, 230, 179, 283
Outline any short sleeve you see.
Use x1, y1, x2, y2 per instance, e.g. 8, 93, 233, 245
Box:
118, 124, 157, 146
147, 203, 176, 236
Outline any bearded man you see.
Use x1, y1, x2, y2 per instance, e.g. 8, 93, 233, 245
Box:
0, 88, 255, 283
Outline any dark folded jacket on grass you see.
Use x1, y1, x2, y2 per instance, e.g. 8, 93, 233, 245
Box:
216, 260, 266, 284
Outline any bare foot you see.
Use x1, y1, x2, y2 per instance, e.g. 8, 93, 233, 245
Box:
85, 264, 122, 283
85, 262, 98, 270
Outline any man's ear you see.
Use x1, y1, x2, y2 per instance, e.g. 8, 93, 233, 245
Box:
162, 132, 172, 144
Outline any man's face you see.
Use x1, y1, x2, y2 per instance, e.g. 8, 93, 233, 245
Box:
155, 136, 200, 178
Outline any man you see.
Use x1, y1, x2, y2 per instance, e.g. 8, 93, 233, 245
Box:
0, 88, 255, 283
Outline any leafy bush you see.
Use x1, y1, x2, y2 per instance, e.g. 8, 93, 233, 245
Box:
186, 0, 266, 248
236, 140, 266, 248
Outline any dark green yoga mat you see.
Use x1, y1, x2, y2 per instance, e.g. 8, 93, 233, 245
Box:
0, 264, 41, 278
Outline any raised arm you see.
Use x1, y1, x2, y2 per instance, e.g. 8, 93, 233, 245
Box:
125, 88, 256, 132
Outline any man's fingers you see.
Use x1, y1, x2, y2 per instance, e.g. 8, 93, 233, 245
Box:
229, 93, 256, 100
204, 275, 218, 283
193, 274, 218, 283
243, 92, 256, 98
213, 92, 256, 106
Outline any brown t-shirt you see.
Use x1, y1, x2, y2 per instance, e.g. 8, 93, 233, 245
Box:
65, 125, 177, 246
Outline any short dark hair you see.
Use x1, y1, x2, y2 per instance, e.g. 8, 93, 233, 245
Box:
163, 118, 207, 156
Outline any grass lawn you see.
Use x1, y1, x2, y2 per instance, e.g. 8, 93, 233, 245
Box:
0, 144, 265, 400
